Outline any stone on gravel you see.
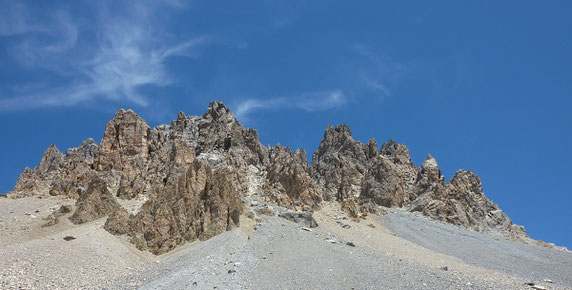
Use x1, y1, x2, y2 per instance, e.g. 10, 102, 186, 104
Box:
63, 236, 76, 241
278, 211, 318, 228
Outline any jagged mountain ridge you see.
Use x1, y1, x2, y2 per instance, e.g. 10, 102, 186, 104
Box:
9, 101, 530, 253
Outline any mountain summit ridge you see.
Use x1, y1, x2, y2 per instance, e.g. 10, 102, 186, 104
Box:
8, 101, 550, 253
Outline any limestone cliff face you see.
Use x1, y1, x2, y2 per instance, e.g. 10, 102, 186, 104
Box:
9, 101, 532, 253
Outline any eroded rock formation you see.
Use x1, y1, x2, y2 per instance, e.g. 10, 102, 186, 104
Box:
310, 126, 527, 241
70, 178, 120, 224
104, 158, 242, 255
310, 125, 373, 201
9, 101, 532, 252
262, 144, 321, 210
95, 109, 151, 198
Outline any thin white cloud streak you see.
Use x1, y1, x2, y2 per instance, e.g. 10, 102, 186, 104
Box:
364, 77, 391, 98
351, 44, 409, 100
0, 0, 207, 110
234, 90, 346, 121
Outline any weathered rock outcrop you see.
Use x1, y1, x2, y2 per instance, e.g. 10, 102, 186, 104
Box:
12, 141, 99, 198
104, 158, 242, 255
49, 138, 99, 197
278, 211, 318, 228
12, 144, 64, 195
360, 140, 419, 207
408, 169, 527, 240
310, 125, 373, 201
310, 125, 527, 241
95, 109, 151, 198
70, 178, 120, 224
9, 101, 534, 252
262, 144, 321, 210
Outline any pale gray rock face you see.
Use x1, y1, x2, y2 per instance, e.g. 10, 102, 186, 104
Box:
50, 138, 99, 197
65, 138, 98, 165
193, 102, 269, 195
380, 139, 415, 166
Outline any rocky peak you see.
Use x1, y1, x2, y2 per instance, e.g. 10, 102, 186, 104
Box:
197, 101, 268, 168
313, 125, 356, 159
95, 109, 151, 197
65, 138, 98, 163
95, 109, 150, 170
450, 169, 482, 193
263, 144, 321, 210
38, 144, 64, 175
360, 141, 420, 208
380, 140, 413, 166
8, 101, 536, 253
419, 154, 443, 184
311, 124, 370, 201
367, 138, 378, 159
202, 101, 237, 125
422, 154, 438, 169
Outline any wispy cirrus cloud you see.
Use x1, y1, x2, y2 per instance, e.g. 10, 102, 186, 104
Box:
234, 89, 346, 122
0, 0, 209, 110
351, 43, 409, 100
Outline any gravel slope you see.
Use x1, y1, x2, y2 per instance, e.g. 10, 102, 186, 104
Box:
0, 196, 149, 289
113, 201, 554, 289
2, 196, 570, 289
385, 210, 572, 288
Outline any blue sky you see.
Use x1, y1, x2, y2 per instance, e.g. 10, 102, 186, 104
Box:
1, 1, 571, 247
